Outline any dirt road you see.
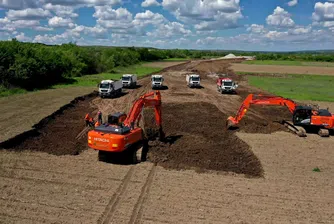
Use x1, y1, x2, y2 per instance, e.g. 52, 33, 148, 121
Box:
1, 60, 334, 223
232, 63, 334, 75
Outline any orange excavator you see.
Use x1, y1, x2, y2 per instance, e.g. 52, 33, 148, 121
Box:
227, 94, 334, 137
88, 91, 164, 162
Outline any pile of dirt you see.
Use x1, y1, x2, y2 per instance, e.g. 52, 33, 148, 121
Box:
146, 102, 263, 177
0, 93, 97, 155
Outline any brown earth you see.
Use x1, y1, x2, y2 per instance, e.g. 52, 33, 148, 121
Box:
0, 86, 95, 143
232, 63, 334, 75
0, 93, 98, 155
0, 59, 334, 223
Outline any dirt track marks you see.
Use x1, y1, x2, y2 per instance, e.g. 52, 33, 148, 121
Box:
129, 165, 156, 224
98, 167, 135, 224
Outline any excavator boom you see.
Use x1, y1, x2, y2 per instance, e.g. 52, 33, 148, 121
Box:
227, 94, 297, 128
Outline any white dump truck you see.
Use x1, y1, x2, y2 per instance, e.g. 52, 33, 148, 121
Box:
122, 74, 137, 88
98, 80, 123, 98
186, 74, 201, 88
216, 77, 238, 94
151, 74, 164, 89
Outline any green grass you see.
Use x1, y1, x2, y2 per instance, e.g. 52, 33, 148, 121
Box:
243, 60, 334, 67
53, 64, 161, 89
248, 74, 334, 102
312, 167, 321, 172
163, 58, 190, 61
0, 86, 28, 97
0, 64, 161, 97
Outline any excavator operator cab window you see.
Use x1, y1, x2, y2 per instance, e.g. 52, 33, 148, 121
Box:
108, 113, 126, 126
293, 109, 312, 125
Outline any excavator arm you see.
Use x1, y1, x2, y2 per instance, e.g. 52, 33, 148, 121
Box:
227, 94, 297, 128
123, 91, 164, 139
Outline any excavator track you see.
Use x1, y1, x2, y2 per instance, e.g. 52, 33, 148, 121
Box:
281, 120, 307, 137
318, 129, 330, 137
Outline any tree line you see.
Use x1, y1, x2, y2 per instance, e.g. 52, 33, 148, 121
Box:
1, 39, 333, 91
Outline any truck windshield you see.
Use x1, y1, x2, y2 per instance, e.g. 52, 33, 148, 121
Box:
122, 77, 131, 81
100, 83, 110, 88
191, 77, 200, 81
153, 77, 162, 82
223, 82, 233, 86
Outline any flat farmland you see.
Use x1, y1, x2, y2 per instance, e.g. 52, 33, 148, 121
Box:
232, 63, 334, 75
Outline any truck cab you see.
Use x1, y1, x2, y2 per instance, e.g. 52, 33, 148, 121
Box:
151, 75, 164, 89
122, 74, 137, 88
99, 80, 122, 98
186, 74, 201, 88
217, 78, 238, 94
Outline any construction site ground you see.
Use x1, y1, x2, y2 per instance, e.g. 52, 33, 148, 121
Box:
1, 60, 334, 223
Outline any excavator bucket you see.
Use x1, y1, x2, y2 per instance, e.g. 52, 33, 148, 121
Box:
226, 116, 238, 130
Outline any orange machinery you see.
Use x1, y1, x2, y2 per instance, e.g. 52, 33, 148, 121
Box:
88, 91, 164, 153
227, 94, 334, 137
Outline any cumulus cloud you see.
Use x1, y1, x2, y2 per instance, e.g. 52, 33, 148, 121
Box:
133, 10, 166, 26
43, 3, 78, 18
42, 0, 121, 6
162, 0, 242, 30
247, 24, 267, 33
0, 0, 40, 10
6, 8, 51, 20
141, 0, 160, 7
312, 2, 334, 22
266, 6, 295, 27
48, 16, 74, 28
15, 32, 32, 41
147, 22, 191, 38
288, 0, 298, 7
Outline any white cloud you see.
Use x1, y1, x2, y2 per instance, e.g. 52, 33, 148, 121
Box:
94, 6, 132, 21
141, 0, 160, 7
0, 17, 50, 32
147, 22, 191, 38
288, 26, 312, 35
43, 3, 78, 18
42, 0, 121, 6
266, 6, 295, 27
15, 32, 32, 42
162, 0, 242, 30
288, 0, 298, 7
247, 24, 267, 33
133, 10, 166, 26
0, 0, 40, 10
312, 2, 334, 22
48, 16, 74, 28
6, 8, 51, 20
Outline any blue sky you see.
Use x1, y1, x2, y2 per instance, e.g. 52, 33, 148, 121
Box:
0, 0, 334, 51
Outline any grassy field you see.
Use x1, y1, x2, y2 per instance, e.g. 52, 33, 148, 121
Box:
247, 74, 334, 102
163, 58, 190, 61
0, 64, 160, 97
243, 60, 334, 67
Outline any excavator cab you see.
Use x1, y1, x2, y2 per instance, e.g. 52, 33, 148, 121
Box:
293, 106, 312, 125
108, 112, 127, 126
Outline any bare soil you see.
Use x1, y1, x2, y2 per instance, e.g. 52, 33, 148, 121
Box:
1, 59, 333, 223
147, 102, 263, 177
232, 63, 334, 75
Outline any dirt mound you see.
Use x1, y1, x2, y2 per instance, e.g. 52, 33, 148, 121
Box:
0, 93, 97, 155
146, 102, 263, 177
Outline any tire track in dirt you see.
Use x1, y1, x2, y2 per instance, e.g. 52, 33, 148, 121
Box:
98, 166, 135, 224
129, 164, 157, 224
